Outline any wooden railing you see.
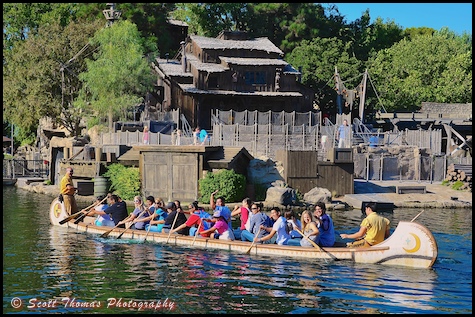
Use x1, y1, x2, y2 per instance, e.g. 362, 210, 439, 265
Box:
3, 159, 49, 179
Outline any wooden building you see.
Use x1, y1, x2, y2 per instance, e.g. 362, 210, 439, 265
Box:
276, 149, 354, 196
133, 145, 253, 203
152, 30, 314, 130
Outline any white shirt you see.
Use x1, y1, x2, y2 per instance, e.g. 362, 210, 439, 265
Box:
272, 216, 291, 245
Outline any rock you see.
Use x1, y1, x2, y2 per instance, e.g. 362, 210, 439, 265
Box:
265, 186, 297, 206
247, 158, 284, 187
303, 187, 332, 205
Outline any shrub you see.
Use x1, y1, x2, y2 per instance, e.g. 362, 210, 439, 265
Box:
451, 180, 464, 191
103, 163, 141, 201
198, 169, 246, 204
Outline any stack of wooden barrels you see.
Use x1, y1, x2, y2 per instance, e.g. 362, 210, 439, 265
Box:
445, 163, 472, 191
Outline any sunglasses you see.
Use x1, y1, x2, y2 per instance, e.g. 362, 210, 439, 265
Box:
251, 207, 258, 210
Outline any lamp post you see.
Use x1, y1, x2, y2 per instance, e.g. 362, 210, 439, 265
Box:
102, 3, 122, 131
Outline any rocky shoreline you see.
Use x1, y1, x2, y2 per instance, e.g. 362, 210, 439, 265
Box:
13, 177, 472, 211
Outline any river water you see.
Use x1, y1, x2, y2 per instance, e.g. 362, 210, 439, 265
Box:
3, 187, 472, 314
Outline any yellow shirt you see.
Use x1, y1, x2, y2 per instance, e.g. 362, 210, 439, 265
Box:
60, 174, 75, 195
361, 212, 390, 245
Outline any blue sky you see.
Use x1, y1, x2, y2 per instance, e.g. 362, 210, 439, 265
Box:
330, 3, 472, 35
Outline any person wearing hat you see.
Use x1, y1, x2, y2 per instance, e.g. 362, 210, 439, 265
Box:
199, 210, 233, 240
161, 202, 189, 235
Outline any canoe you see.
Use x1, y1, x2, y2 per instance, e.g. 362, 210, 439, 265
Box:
49, 198, 438, 269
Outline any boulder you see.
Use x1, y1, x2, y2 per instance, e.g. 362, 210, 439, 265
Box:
265, 186, 297, 206
303, 187, 332, 205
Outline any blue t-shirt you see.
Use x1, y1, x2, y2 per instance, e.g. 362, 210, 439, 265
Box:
249, 212, 273, 238
199, 129, 208, 142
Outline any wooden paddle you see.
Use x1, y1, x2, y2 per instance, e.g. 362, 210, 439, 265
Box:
100, 221, 124, 238
165, 210, 180, 244
294, 227, 323, 252
191, 221, 202, 246
410, 209, 425, 222
116, 208, 149, 239
143, 220, 154, 242
74, 196, 109, 224
245, 229, 264, 254
59, 196, 107, 225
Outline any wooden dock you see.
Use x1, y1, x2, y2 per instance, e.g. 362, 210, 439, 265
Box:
342, 193, 394, 211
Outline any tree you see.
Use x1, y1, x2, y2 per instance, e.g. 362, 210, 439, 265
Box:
367, 32, 472, 112
76, 20, 156, 131
286, 37, 362, 115
3, 18, 103, 140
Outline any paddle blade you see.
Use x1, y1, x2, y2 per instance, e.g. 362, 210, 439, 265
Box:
100, 229, 114, 238
59, 213, 80, 225
73, 213, 87, 224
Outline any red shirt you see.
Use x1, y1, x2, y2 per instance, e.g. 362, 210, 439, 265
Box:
185, 213, 211, 237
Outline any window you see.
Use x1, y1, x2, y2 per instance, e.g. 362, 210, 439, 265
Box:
244, 71, 266, 85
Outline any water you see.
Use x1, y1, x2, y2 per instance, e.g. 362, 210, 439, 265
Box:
3, 187, 472, 314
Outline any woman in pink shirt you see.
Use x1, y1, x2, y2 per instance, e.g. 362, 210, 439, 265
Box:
201, 210, 232, 240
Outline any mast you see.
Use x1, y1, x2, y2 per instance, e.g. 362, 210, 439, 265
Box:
358, 69, 368, 123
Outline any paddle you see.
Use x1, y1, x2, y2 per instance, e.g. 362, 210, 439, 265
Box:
100, 221, 124, 238
143, 220, 153, 242
294, 227, 323, 252
410, 209, 425, 222
294, 227, 329, 263
165, 210, 180, 244
59, 196, 108, 225
191, 221, 202, 246
116, 208, 149, 239
245, 229, 264, 254
74, 197, 109, 225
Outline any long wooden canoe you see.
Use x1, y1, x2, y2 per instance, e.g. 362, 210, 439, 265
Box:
50, 198, 438, 268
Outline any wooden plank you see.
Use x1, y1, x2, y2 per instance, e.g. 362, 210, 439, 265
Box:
396, 185, 426, 194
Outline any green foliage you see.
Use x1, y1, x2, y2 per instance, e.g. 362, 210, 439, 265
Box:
103, 163, 141, 201
286, 37, 362, 115
367, 32, 472, 112
451, 180, 464, 191
3, 17, 103, 141
198, 169, 247, 204
294, 189, 303, 204
77, 20, 155, 131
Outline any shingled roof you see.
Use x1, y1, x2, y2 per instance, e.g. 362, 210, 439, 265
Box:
219, 56, 288, 66
189, 35, 284, 55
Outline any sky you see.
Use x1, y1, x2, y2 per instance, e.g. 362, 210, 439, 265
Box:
330, 3, 472, 35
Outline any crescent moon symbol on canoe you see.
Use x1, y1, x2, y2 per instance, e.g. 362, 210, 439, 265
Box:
403, 233, 421, 253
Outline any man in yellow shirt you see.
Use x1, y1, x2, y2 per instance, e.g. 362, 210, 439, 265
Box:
340, 202, 390, 248
60, 167, 78, 216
